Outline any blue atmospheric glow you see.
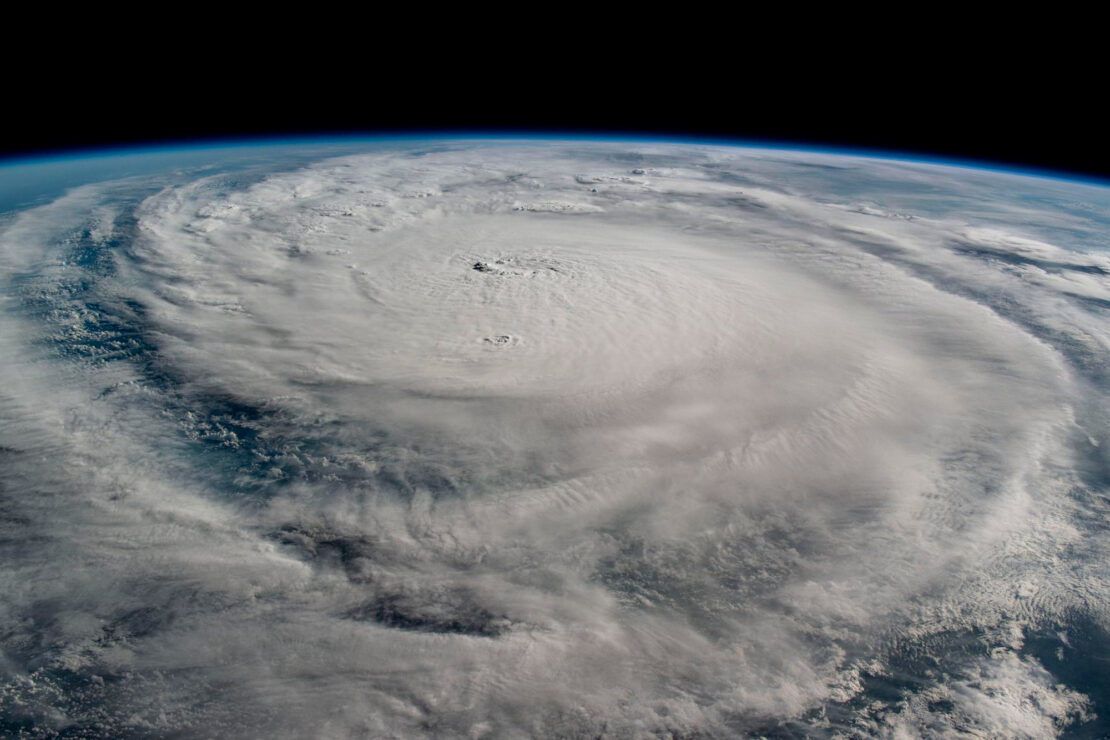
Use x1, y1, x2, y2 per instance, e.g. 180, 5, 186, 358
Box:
3, 130, 1109, 191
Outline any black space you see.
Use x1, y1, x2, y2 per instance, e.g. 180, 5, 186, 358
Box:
3, 35, 1103, 181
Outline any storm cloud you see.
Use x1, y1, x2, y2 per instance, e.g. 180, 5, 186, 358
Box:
2, 142, 1110, 737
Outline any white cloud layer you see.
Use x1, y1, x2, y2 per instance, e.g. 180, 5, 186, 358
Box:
2, 142, 1110, 737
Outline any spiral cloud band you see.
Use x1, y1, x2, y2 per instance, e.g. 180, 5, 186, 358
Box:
2, 141, 1110, 737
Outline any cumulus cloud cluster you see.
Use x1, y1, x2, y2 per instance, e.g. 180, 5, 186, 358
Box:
2, 142, 1110, 737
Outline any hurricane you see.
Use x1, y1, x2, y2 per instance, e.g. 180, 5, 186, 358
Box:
2, 139, 1110, 738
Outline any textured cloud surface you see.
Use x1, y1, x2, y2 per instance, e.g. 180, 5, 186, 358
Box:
2, 142, 1110, 737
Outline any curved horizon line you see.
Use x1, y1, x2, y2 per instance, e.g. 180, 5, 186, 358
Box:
3, 129, 1109, 189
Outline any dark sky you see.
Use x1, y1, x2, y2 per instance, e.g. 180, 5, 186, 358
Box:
4, 36, 1103, 182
